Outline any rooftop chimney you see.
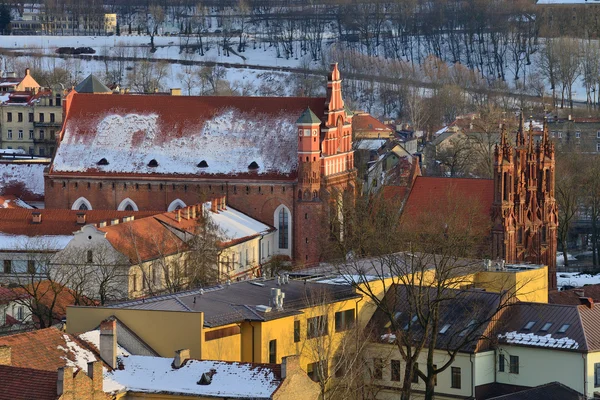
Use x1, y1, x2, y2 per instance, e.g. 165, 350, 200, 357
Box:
87, 361, 103, 392
220, 196, 226, 211
580, 297, 594, 309
32, 211, 42, 224
98, 221, 107, 228
110, 218, 119, 226
99, 319, 117, 369
173, 349, 190, 368
211, 198, 218, 213
271, 287, 285, 311
57, 366, 74, 396
184, 207, 190, 220
190, 206, 196, 219
0, 345, 11, 366
281, 355, 300, 380
76, 212, 86, 225
175, 209, 181, 222
25, 68, 30, 76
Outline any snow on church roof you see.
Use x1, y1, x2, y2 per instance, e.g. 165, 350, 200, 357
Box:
51, 94, 326, 179
103, 355, 282, 397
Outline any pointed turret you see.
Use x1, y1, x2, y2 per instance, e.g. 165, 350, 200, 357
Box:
528, 120, 535, 153
516, 112, 525, 147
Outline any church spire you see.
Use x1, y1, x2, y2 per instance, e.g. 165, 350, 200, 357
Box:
500, 123, 508, 148
542, 116, 549, 146
528, 119, 535, 153
516, 111, 525, 147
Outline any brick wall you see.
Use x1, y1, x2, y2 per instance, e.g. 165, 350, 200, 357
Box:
57, 362, 110, 400
0, 345, 11, 365
274, 355, 320, 400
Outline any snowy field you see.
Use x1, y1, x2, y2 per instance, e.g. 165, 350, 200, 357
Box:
557, 272, 600, 288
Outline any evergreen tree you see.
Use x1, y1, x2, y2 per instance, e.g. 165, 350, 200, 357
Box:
0, 4, 11, 35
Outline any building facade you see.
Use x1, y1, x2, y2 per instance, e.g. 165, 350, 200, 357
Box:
45, 64, 356, 266
491, 117, 558, 289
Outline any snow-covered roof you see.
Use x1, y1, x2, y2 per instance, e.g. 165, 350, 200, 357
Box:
204, 202, 274, 242
356, 139, 386, 151
0, 233, 73, 251
0, 163, 46, 199
52, 94, 326, 178
103, 355, 281, 398
498, 331, 580, 350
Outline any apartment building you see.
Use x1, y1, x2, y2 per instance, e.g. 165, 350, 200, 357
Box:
11, 12, 117, 35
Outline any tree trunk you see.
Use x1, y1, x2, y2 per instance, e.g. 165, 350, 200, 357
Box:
424, 377, 436, 400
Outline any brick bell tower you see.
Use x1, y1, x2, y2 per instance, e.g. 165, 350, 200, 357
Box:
492, 114, 558, 290
294, 63, 356, 266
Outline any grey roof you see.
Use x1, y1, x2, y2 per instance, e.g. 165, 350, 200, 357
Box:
74, 74, 111, 93
487, 382, 584, 400
296, 107, 321, 124
108, 279, 359, 328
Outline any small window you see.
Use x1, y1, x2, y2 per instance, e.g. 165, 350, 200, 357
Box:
558, 131, 562, 139
391, 360, 401, 381
439, 324, 451, 334
28, 113, 33, 122
509, 355, 519, 374
540, 322, 553, 332
307, 360, 327, 383
7, 130, 12, 140
269, 339, 277, 364
307, 315, 328, 338
523, 321, 536, 330
335, 309, 355, 332
6, 112, 11, 122
451, 367, 461, 389
18, 130, 23, 139
373, 358, 383, 380
499, 354, 505, 372
595, 363, 600, 387
596, 142, 600, 153
27, 260, 35, 274
294, 320, 301, 343
28, 130, 33, 139
597, 130, 600, 139
558, 324, 570, 333
39, 113, 44, 122
3, 260, 11, 273
576, 131, 581, 138
18, 112, 23, 122
50, 113, 55, 123
404, 315, 418, 330
86, 250, 93, 263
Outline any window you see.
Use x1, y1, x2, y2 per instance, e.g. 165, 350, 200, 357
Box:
28, 130, 33, 139
523, 321, 536, 330
39, 113, 44, 122
27, 260, 36, 274
558, 324, 570, 333
294, 320, 301, 343
595, 363, 600, 387
509, 355, 519, 374
50, 113, 55, 123
18, 130, 23, 139
269, 339, 277, 364
307, 315, 328, 339
132, 274, 137, 291
451, 367, 461, 389
597, 130, 600, 139
28, 113, 33, 122
412, 363, 419, 383
16, 306, 24, 320
499, 354, 505, 372
335, 309, 355, 332
6, 112, 11, 122
596, 142, 600, 152
39, 148, 45, 157
125, 204, 134, 211
391, 360, 401, 381
39, 130, 45, 140
439, 324, 451, 334
540, 322, 552, 332
576, 131, 581, 138
373, 358, 383, 380
278, 208, 289, 249
28, 147, 33, 155
17, 112, 22, 122
307, 360, 327, 382
404, 315, 418, 330
7, 130, 12, 140
50, 130, 55, 139
558, 132, 562, 139
87, 250, 93, 263
3, 260, 11, 273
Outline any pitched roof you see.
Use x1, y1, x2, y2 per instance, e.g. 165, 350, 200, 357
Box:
487, 382, 584, 400
296, 107, 321, 124
0, 327, 99, 371
52, 93, 327, 179
368, 285, 503, 353
352, 113, 394, 137
74, 74, 111, 93
103, 355, 282, 398
0, 209, 159, 237
0, 286, 29, 304
104, 279, 359, 328
0, 365, 57, 400
549, 285, 600, 305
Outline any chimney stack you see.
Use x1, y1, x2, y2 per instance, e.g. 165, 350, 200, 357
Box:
0, 345, 11, 366
190, 206, 196, 219
211, 198, 218, 213
579, 297, 594, 309
87, 361, 103, 392
25, 68, 30, 76
57, 366, 74, 396
99, 319, 117, 369
110, 218, 119, 226
175, 209, 181, 222
221, 196, 226, 211
173, 349, 190, 368
184, 207, 190, 220
32, 211, 42, 224
76, 212, 86, 225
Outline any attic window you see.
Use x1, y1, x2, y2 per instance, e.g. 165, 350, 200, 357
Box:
523, 321, 536, 330
248, 161, 259, 170
97, 158, 109, 166
148, 159, 158, 167
558, 324, 570, 333
540, 322, 553, 332
439, 324, 451, 334
197, 372, 213, 385
197, 160, 208, 168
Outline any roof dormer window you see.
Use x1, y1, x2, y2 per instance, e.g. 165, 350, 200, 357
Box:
148, 159, 158, 167
439, 324, 451, 334
248, 161, 259, 170
97, 158, 109, 165
557, 324, 570, 333
523, 321, 536, 330
197, 160, 208, 168
540, 322, 553, 332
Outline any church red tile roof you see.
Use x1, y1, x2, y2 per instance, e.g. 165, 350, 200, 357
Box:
0, 365, 57, 400
0, 209, 160, 236
52, 93, 327, 179
352, 113, 393, 136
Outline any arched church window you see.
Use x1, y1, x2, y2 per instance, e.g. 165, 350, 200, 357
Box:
125, 204, 134, 211
278, 208, 289, 249
79, 203, 89, 211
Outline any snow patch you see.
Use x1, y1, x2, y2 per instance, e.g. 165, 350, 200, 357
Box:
0, 163, 46, 196
58, 334, 99, 370
557, 272, 600, 288
498, 331, 579, 349
205, 203, 272, 242
0, 234, 73, 250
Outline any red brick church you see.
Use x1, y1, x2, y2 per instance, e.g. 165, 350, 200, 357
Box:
44, 64, 356, 266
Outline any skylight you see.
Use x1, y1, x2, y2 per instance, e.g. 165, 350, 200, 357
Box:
540, 322, 553, 332
439, 324, 451, 334
459, 320, 477, 336
403, 315, 418, 330
394, 311, 402, 320
558, 324, 570, 333
523, 321, 536, 330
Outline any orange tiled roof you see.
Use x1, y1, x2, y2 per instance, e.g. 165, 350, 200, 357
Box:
352, 113, 394, 134
0, 209, 160, 236
0, 365, 57, 400
0, 327, 96, 371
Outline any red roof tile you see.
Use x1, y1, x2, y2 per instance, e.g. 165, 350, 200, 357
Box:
352, 113, 394, 135
0, 287, 29, 304
549, 285, 600, 305
0, 365, 57, 400
0, 209, 160, 236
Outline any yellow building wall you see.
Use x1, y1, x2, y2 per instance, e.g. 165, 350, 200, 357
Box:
201, 324, 242, 362
66, 307, 204, 359
473, 267, 548, 303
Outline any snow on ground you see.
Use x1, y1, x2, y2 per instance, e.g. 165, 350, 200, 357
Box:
557, 272, 600, 288
103, 355, 281, 397
556, 251, 578, 267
